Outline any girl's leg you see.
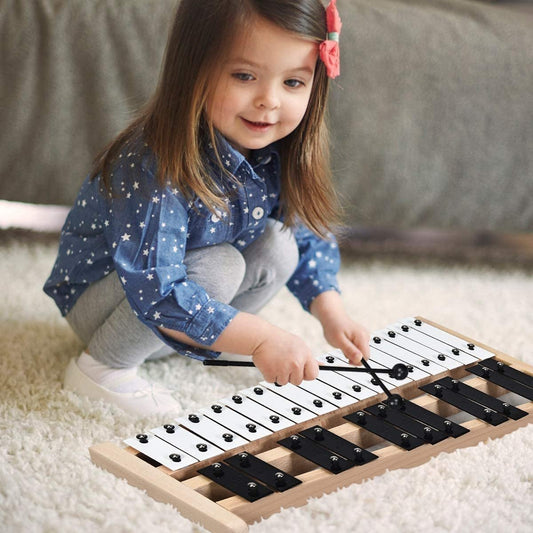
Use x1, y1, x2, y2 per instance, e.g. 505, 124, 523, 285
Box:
63, 243, 246, 415
61, 221, 295, 414
66, 271, 165, 368
147, 243, 247, 360
66, 243, 246, 368
64, 272, 178, 413
66, 219, 295, 367
230, 218, 299, 314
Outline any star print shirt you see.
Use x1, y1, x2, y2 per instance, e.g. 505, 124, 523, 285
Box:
43, 136, 341, 360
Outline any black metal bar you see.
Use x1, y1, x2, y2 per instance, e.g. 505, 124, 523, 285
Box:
382, 398, 469, 438
365, 403, 448, 444
277, 434, 354, 474
468, 364, 533, 401
198, 462, 273, 502
435, 376, 528, 420
476, 358, 533, 390
344, 410, 425, 450
298, 426, 378, 465
225, 452, 301, 492
420, 382, 508, 425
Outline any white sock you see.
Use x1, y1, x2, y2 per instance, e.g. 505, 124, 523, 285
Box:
76, 351, 151, 393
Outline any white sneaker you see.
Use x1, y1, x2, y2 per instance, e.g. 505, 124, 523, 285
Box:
63, 357, 180, 416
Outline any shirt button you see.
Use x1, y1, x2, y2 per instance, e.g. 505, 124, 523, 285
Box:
252, 207, 264, 220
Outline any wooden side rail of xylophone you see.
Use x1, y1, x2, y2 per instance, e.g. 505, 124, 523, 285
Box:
89, 317, 533, 533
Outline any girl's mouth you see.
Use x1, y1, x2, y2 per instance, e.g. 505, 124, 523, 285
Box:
241, 118, 274, 132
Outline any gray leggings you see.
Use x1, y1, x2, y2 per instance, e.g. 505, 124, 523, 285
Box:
66, 219, 299, 368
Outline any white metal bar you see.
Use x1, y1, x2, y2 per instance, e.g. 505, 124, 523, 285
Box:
150, 424, 222, 462
221, 393, 295, 431
377, 326, 464, 370
400, 317, 491, 360
124, 433, 198, 471
240, 384, 317, 423
261, 381, 337, 415
176, 413, 249, 451
199, 404, 272, 440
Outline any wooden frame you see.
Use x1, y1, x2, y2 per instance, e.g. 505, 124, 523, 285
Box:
89, 318, 533, 533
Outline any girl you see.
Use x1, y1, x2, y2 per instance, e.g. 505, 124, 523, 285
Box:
44, 0, 370, 416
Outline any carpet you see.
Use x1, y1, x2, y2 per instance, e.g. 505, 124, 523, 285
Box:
1, 238, 532, 533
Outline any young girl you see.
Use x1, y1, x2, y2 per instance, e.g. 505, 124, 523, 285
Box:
44, 0, 370, 416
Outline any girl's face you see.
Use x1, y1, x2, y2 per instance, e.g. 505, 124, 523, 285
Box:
206, 17, 318, 158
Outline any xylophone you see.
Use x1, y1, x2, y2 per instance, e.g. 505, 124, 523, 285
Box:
89, 317, 533, 533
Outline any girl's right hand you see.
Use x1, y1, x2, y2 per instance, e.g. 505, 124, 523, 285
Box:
160, 313, 318, 385
251, 329, 319, 386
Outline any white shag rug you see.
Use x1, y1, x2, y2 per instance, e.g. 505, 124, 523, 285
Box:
1, 239, 532, 533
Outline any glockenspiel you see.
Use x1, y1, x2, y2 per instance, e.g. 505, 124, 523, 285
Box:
89, 317, 533, 533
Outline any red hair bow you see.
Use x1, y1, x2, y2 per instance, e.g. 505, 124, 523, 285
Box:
319, 0, 342, 79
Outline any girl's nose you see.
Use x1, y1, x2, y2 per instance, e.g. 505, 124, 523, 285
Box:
255, 84, 281, 110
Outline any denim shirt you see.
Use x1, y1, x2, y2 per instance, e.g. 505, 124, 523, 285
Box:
43, 135, 340, 360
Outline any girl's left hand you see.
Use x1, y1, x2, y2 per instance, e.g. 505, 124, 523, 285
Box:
310, 291, 371, 366
321, 313, 370, 366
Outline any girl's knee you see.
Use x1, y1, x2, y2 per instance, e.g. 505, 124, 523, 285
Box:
264, 220, 299, 281
185, 243, 246, 303
214, 244, 247, 299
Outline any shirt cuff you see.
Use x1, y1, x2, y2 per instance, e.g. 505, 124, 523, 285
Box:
184, 298, 239, 346
288, 274, 340, 312
154, 331, 223, 361
154, 298, 239, 361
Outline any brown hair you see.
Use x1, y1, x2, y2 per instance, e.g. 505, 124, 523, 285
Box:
92, 0, 339, 236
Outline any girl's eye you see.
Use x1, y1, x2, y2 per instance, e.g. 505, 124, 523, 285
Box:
232, 72, 254, 82
284, 79, 304, 88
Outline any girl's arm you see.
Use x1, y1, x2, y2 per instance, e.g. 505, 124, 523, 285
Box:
159, 312, 319, 386
309, 290, 370, 365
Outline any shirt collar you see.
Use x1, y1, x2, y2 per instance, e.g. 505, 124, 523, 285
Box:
208, 131, 279, 179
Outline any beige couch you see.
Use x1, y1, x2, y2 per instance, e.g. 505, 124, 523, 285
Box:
1, 0, 532, 236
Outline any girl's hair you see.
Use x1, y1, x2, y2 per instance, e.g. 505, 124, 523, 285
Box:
93, 0, 339, 236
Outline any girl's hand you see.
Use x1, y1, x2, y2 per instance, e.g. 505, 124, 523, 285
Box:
251, 328, 319, 386
321, 313, 370, 366
310, 291, 371, 366
161, 311, 320, 385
